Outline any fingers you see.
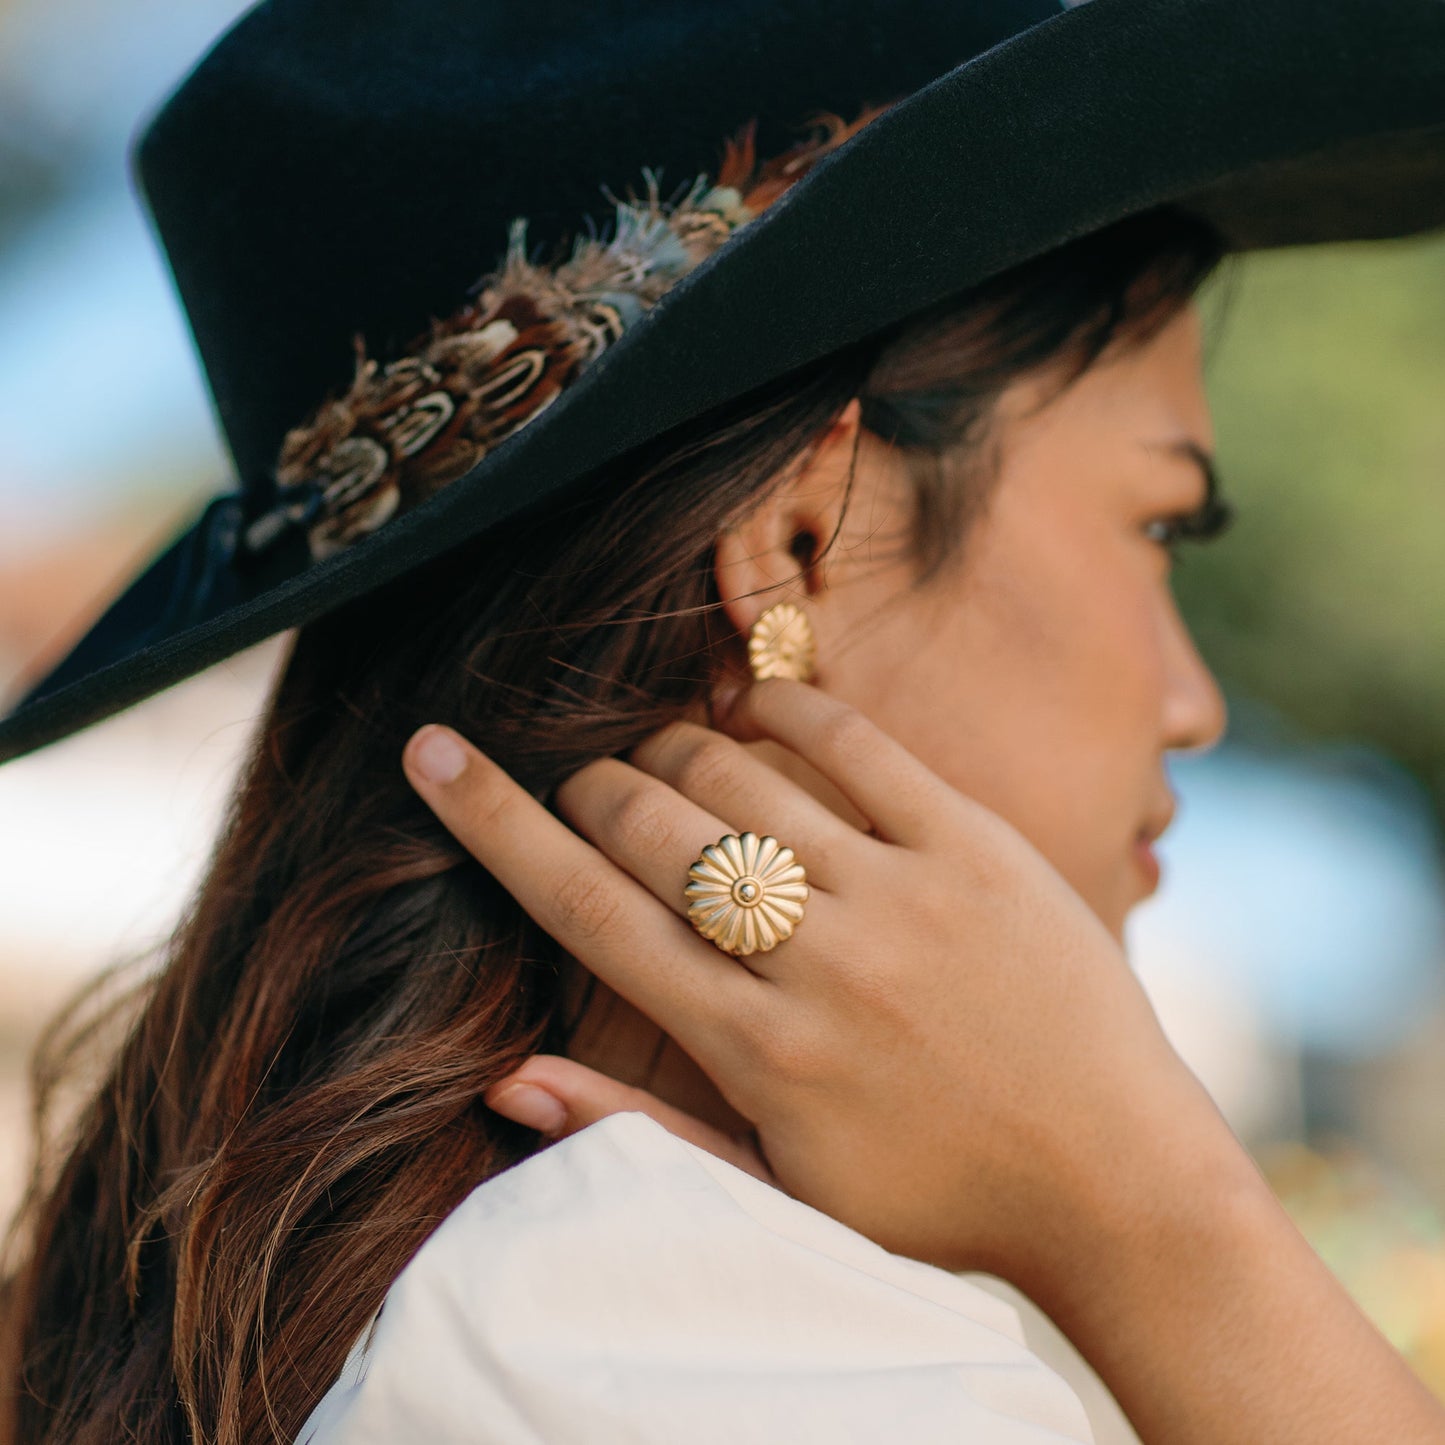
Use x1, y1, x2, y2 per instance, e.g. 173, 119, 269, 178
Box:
484, 1055, 775, 1182
719, 680, 952, 848
404, 725, 749, 1058
624, 721, 863, 887
553, 756, 742, 920
554, 745, 847, 970
555, 746, 851, 901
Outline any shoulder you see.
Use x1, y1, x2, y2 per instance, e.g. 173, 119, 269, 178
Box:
299, 1113, 1094, 1444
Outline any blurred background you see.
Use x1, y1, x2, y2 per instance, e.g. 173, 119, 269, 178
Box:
1, 0, 1444, 1432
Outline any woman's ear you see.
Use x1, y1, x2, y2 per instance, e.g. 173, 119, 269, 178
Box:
712, 398, 864, 640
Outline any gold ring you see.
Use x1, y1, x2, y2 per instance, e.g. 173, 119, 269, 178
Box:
685, 831, 809, 957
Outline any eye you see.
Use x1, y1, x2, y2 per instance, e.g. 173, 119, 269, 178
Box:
1145, 494, 1236, 566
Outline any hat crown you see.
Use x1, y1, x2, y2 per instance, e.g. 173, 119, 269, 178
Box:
137, 0, 1058, 501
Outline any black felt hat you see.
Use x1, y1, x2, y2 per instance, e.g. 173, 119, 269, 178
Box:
4, 0, 1444, 764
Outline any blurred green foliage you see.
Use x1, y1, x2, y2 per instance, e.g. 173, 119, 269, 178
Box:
1183, 236, 1445, 810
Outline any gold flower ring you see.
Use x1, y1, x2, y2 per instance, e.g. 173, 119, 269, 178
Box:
685, 831, 809, 957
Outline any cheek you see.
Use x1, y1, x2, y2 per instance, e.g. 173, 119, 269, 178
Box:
851, 545, 1168, 923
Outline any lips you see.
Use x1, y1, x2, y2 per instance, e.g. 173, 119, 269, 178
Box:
1133, 834, 1162, 891
1133, 798, 1176, 893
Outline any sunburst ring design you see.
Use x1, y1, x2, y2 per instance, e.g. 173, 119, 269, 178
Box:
685, 831, 810, 957
748, 602, 817, 683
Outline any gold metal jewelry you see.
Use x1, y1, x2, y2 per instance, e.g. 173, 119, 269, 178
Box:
686, 831, 809, 957
748, 601, 816, 683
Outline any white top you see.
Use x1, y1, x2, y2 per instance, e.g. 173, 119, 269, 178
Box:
298, 1112, 1096, 1445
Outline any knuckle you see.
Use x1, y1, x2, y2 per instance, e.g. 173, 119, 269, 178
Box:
466, 776, 521, 838
962, 842, 1010, 895
632, 719, 704, 771
764, 1022, 829, 1090
606, 782, 675, 855
948, 814, 1023, 894
550, 866, 625, 943
741, 998, 828, 1088
675, 736, 740, 800
882, 773, 937, 834
829, 952, 901, 1020
815, 707, 876, 770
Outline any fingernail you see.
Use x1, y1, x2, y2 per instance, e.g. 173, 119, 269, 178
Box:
487, 1083, 567, 1135
409, 725, 467, 785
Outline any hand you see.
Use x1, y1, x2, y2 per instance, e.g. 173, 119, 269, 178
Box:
405, 683, 1445, 1445
403, 679, 1226, 1285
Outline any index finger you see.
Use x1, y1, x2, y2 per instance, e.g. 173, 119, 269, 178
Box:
716, 681, 952, 848
402, 724, 754, 1064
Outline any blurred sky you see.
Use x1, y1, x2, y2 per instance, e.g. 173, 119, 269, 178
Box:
0, 0, 247, 544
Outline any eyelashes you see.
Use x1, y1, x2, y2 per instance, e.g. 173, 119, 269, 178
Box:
1145, 493, 1236, 563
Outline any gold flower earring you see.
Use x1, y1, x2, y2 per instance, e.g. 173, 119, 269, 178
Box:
748, 601, 817, 683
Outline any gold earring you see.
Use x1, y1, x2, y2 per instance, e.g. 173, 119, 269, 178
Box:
748, 601, 817, 683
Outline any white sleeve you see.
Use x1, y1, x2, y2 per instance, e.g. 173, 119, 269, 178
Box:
298, 1112, 1095, 1445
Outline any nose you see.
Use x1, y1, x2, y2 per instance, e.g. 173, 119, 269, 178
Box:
1161, 601, 1228, 754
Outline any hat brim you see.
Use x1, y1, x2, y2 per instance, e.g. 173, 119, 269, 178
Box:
5, 0, 1445, 763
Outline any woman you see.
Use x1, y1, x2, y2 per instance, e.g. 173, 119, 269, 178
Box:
2, 0, 1444, 1441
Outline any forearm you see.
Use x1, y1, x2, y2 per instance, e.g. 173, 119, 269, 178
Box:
1022, 1111, 1445, 1445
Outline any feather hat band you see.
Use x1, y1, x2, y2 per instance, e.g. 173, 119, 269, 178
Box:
251, 110, 885, 564
3, 0, 1445, 764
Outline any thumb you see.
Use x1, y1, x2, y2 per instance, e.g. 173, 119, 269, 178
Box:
484, 1055, 774, 1183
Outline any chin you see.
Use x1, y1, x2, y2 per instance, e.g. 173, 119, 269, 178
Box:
1067, 873, 1130, 948
1111, 886, 1157, 951
1097, 876, 1139, 946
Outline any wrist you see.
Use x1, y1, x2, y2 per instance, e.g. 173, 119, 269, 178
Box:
1001, 1069, 1266, 1321
1008, 1099, 1444, 1445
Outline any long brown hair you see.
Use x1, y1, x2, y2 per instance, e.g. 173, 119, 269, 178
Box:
2, 207, 1224, 1444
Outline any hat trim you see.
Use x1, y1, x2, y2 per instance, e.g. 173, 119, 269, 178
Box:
246, 106, 887, 565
